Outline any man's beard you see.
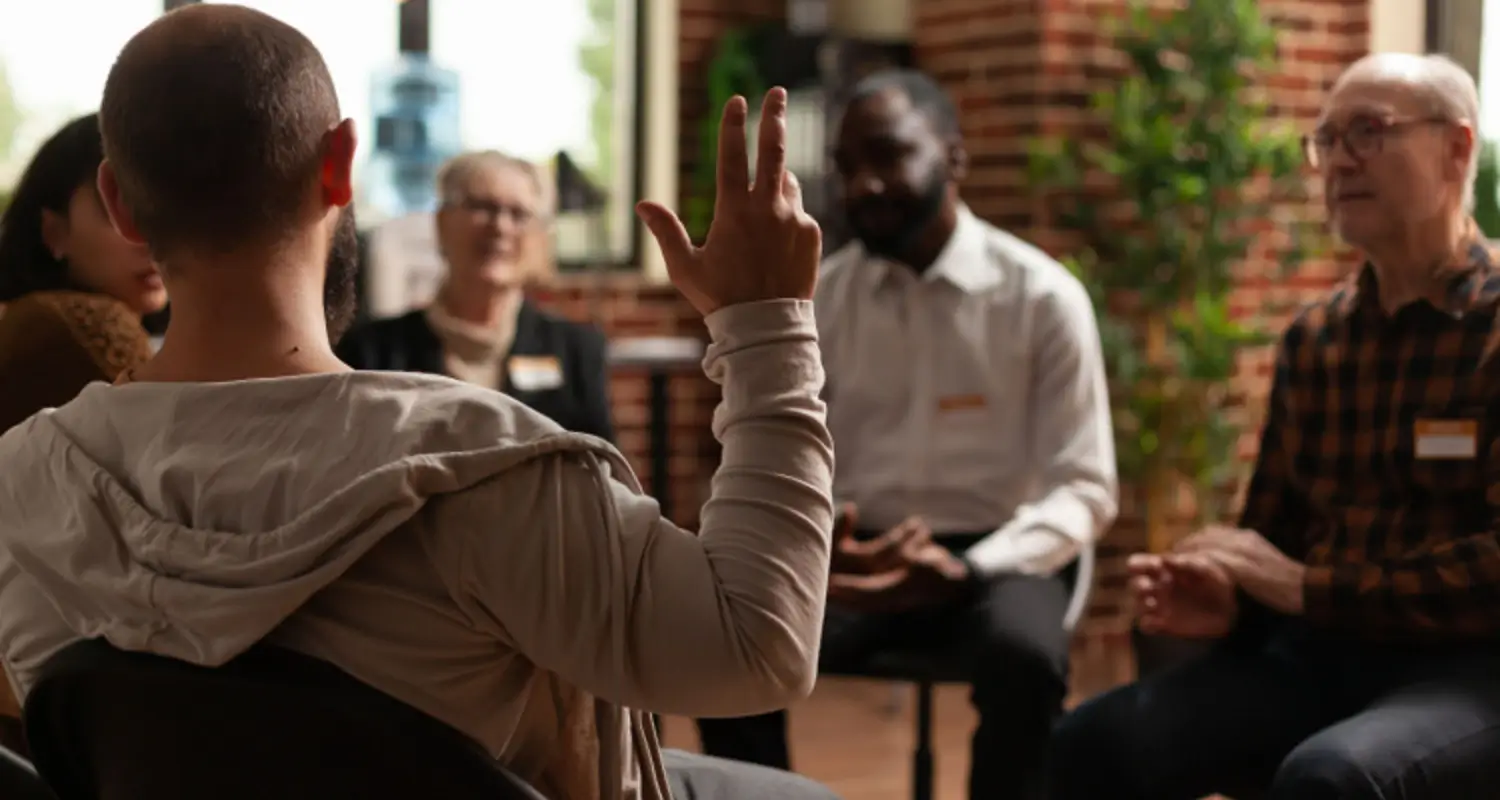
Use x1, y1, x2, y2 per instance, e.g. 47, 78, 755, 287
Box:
323, 206, 360, 344
847, 163, 949, 259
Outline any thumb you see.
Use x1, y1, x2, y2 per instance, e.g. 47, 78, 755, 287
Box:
636, 201, 694, 268
781, 170, 805, 212
833, 503, 857, 542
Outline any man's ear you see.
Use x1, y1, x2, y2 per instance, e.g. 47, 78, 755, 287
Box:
321, 118, 358, 208
947, 139, 970, 184
96, 161, 146, 245
1451, 122, 1477, 183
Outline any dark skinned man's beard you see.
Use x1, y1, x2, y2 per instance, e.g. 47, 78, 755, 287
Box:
323, 206, 360, 345
847, 162, 949, 260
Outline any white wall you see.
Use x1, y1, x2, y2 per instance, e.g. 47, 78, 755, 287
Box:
638, 0, 679, 280
1480, 0, 1500, 137
1370, 0, 1427, 54
827, 0, 911, 41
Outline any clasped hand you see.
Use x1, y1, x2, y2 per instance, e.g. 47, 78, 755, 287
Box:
825, 504, 971, 613
1130, 524, 1307, 639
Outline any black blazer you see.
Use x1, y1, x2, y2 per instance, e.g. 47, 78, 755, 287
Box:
336, 302, 615, 442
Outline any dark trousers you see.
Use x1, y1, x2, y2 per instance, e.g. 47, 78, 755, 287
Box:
696, 542, 1071, 800
1051, 623, 1500, 800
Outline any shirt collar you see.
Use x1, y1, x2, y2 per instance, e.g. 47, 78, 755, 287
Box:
1346, 219, 1500, 320
873, 205, 999, 294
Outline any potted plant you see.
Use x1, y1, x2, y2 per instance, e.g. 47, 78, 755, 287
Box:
1027, 0, 1323, 674
685, 29, 764, 242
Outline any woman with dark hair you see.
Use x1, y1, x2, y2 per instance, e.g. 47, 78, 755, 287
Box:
0, 114, 165, 753
0, 112, 167, 436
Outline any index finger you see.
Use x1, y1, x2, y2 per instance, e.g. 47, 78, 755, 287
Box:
830, 569, 907, 593
716, 95, 751, 203
752, 87, 788, 199
835, 502, 858, 532
1166, 552, 1229, 580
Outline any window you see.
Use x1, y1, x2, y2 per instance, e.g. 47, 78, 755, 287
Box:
0, 0, 161, 193
430, 0, 641, 266
201, 0, 400, 206
1480, 0, 1500, 138
0, 0, 644, 269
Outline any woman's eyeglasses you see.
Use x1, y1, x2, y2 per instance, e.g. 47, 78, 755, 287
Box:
449, 197, 538, 227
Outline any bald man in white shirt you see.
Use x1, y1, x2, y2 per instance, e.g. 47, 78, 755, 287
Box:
695, 70, 1118, 800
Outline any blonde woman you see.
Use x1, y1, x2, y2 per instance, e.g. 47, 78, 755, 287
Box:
339, 151, 614, 440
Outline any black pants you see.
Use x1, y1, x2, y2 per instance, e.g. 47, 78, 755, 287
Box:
696, 546, 1071, 800
1051, 623, 1500, 799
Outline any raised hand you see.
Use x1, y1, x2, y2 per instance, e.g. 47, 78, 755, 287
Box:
1129, 552, 1239, 639
636, 88, 822, 316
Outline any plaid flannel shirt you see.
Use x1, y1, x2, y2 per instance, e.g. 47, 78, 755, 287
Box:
1241, 223, 1500, 642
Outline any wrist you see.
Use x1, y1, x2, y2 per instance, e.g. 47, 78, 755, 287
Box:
1283, 563, 1307, 615
959, 555, 987, 597
703, 298, 814, 330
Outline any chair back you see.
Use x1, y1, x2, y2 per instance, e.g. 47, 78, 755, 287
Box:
23, 639, 548, 800
1061, 541, 1096, 633
0, 742, 51, 800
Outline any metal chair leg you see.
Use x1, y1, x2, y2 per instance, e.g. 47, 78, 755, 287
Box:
912, 681, 934, 800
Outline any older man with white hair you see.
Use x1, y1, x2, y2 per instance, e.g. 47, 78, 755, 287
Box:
1049, 53, 1500, 799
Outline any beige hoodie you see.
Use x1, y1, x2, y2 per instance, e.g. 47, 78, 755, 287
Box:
0, 300, 833, 800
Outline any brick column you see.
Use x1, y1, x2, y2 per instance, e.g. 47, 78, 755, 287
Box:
677, 0, 787, 210
911, 1, 1043, 233
912, 0, 1372, 699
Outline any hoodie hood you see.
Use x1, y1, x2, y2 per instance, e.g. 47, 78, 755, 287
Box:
0, 371, 621, 667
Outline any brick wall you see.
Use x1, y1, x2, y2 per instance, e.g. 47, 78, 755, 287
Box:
677, 0, 788, 210
539, 0, 1372, 702
526, 278, 710, 525
530, 1, 788, 527
914, 0, 1370, 697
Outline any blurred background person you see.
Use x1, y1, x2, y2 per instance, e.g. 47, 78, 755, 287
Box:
338, 150, 614, 441
695, 69, 1117, 800
0, 110, 167, 752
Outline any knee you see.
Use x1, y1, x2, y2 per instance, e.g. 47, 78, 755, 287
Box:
1269, 742, 1382, 800
1047, 696, 1138, 799
971, 626, 1068, 703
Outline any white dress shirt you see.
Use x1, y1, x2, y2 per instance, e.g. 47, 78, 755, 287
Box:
815, 206, 1118, 578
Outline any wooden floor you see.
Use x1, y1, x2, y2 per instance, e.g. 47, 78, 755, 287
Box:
661, 676, 977, 800
661, 676, 1234, 800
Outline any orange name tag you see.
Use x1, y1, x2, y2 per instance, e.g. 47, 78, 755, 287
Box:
937, 393, 988, 413
507, 355, 563, 392
1414, 419, 1478, 460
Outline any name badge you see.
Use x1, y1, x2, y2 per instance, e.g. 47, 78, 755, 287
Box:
937, 393, 988, 413
1415, 419, 1478, 460
508, 355, 564, 392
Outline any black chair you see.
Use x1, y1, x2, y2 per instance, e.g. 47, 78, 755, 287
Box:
821, 545, 1096, 800
0, 741, 52, 800
23, 639, 549, 800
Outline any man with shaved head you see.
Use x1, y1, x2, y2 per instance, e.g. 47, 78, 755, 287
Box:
1051, 53, 1500, 799
0, 4, 843, 798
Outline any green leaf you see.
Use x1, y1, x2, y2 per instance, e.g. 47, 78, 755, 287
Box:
1023, 0, 1327, 527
